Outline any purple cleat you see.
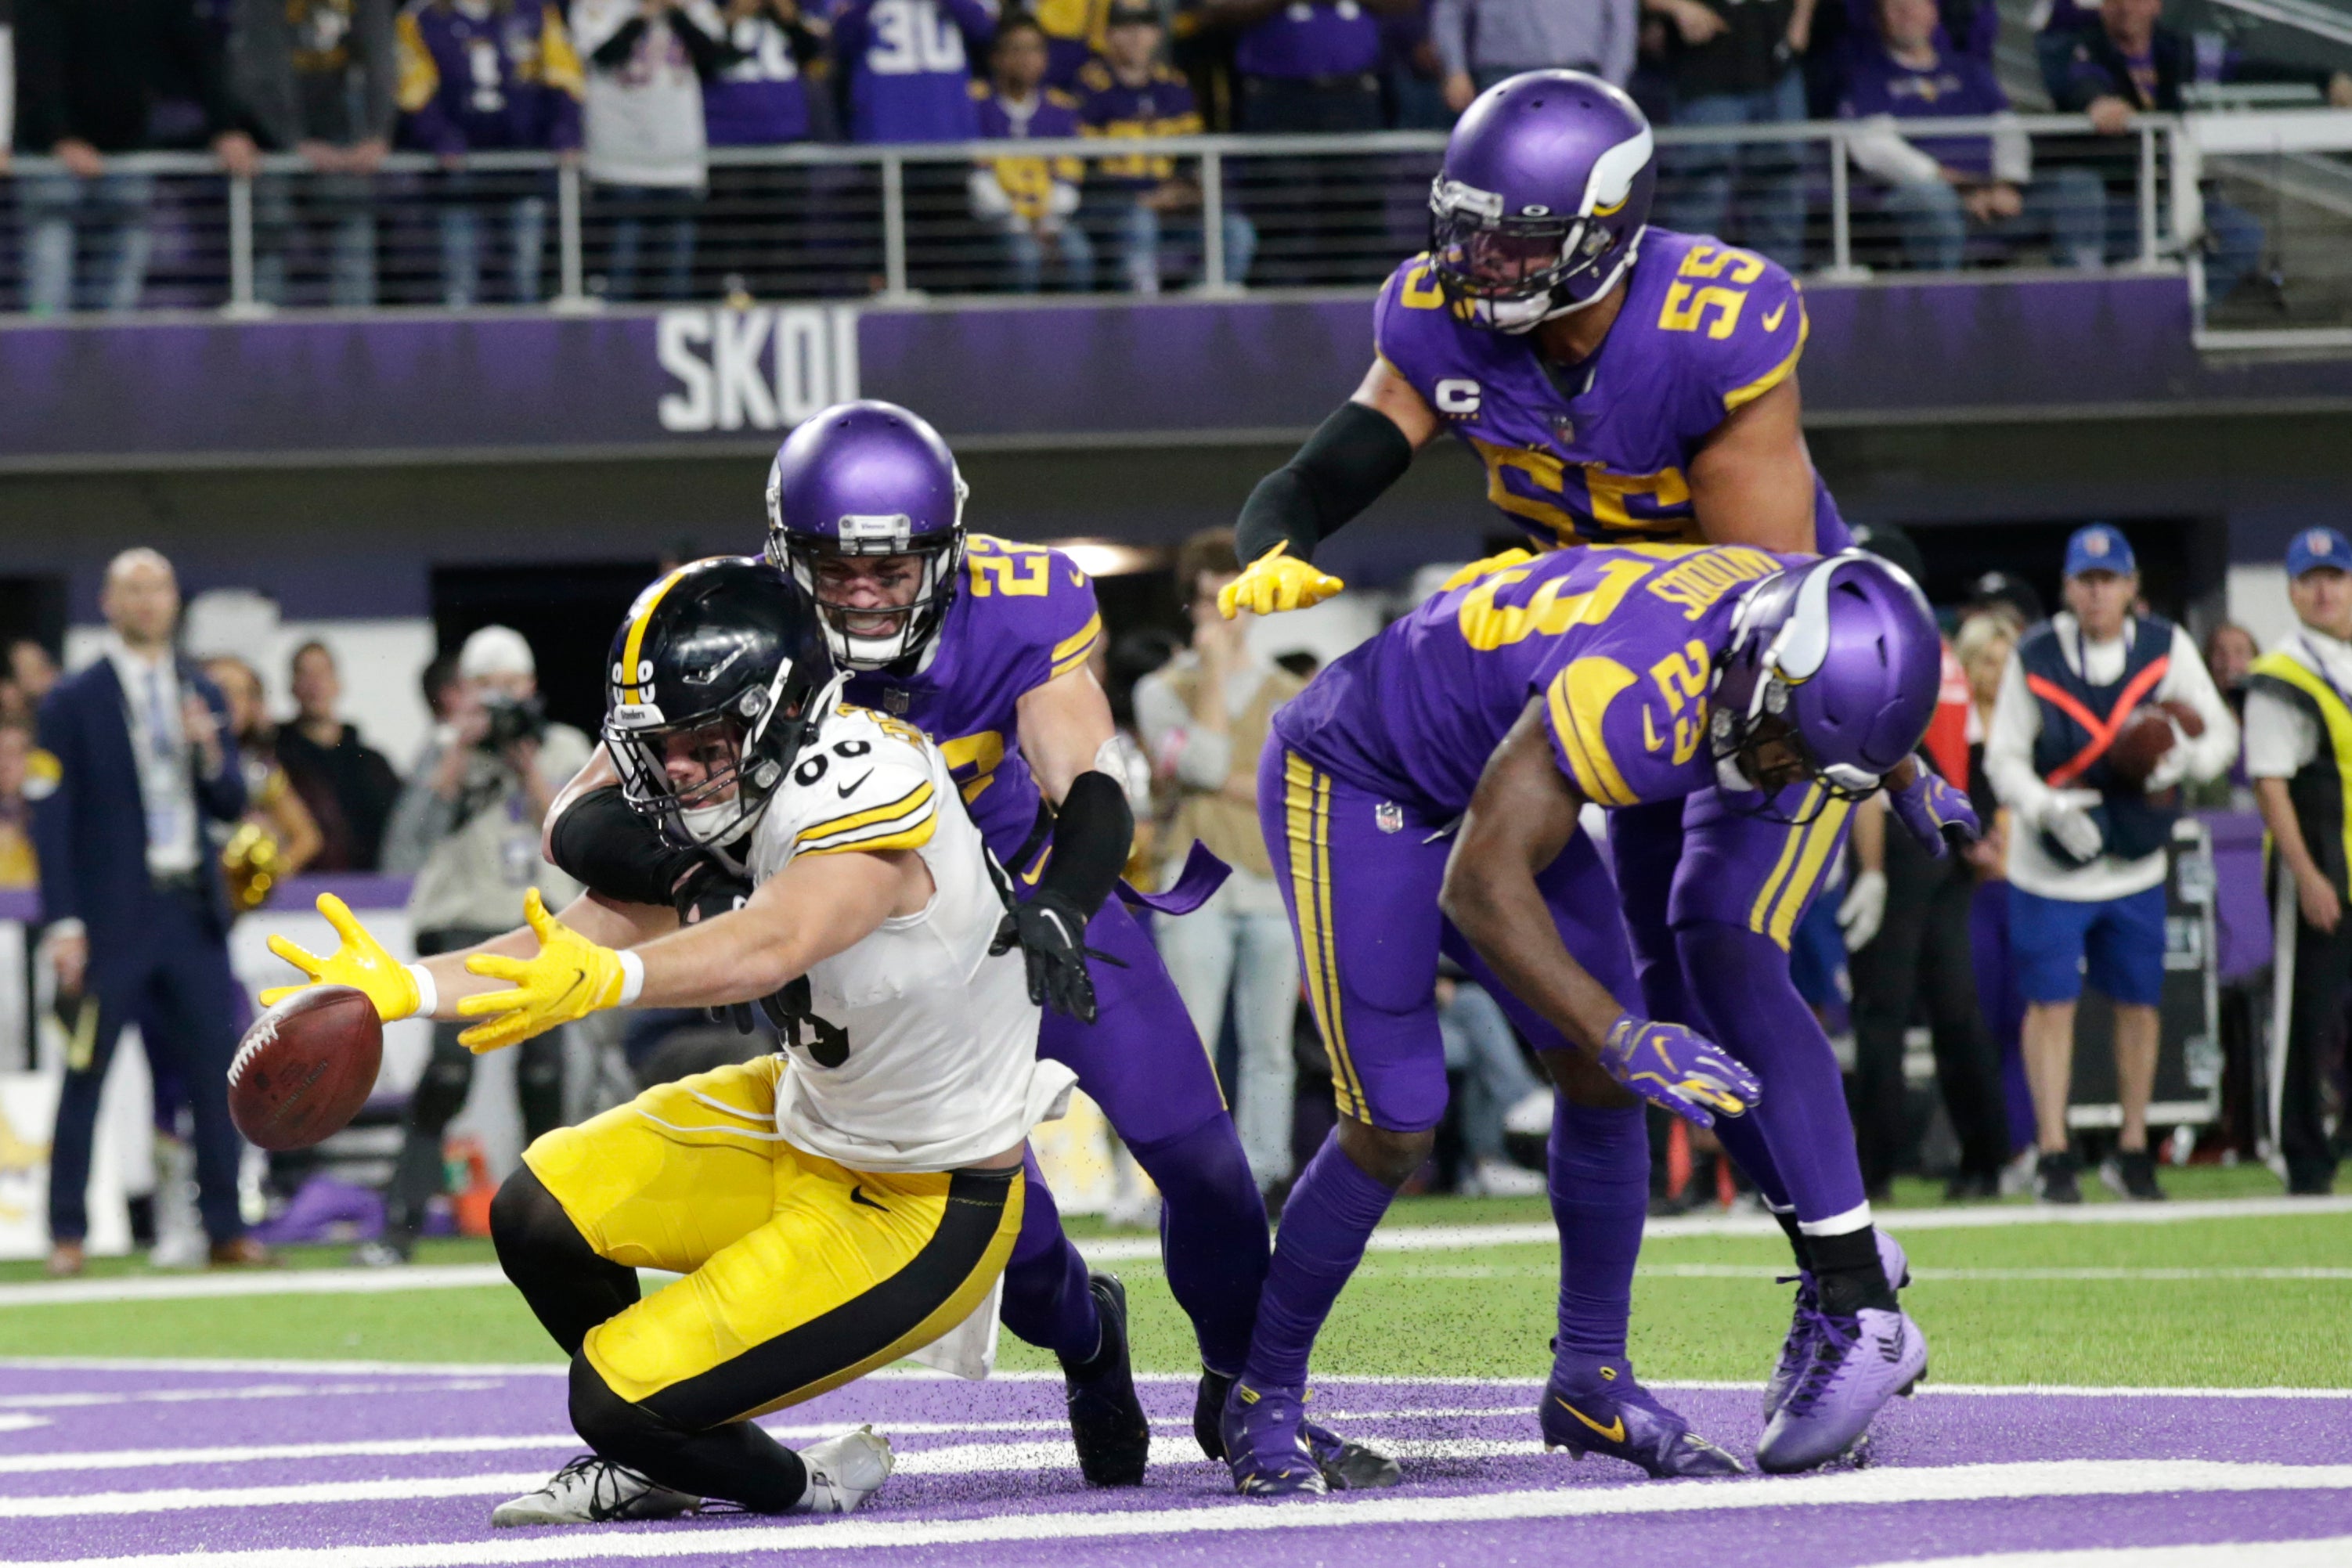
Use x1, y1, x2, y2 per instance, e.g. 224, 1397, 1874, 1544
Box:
1218, 1379, 1329, 1497
1198, 1370, 1398, 1490
1764, 1229, 1912, 1424
1755, 1306, 1928, 1473
1540, 1356, 1746, 1478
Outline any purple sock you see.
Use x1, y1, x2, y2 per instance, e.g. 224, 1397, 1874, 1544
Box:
997, 1150, 1101, 1364
1126, 1114, 1268, 1376
1678, 921, 1870, 1227
1242, 1131, 1394, 1390
1548, 1095, 1646, 1363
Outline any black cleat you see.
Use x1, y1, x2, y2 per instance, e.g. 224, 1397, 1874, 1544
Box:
1196, 1368, 1234, 1461
1062, 1272, 1150, 1487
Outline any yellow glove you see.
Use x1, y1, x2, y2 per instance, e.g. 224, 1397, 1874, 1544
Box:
455, 889, 637, 1054
1437, 548, 1537, 593
262, 894, 424, 1021
1217, 543, 1345, 619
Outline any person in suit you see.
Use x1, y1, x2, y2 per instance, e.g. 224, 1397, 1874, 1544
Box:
28, 549, 267, 1276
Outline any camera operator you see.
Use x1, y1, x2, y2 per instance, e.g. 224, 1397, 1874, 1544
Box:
371, 625, 589, 1265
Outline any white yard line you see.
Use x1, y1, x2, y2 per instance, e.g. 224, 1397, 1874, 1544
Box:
2, 1461, 2350, 1566
5, 1194, 2347, 1308
0, 1381, 505, 1411
1872, 1542, 2352, 1568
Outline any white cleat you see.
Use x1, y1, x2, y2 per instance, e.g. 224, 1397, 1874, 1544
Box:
489, 1455, 701, 1527
792, 1426, 896, 1515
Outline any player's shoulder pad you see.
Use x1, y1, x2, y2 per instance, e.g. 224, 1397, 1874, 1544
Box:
1644, 234, 1808, 413
779, 706, 943, 859
965, 534, 1104, 682
1540, 629, 1712, 809
1371, 251, 1460, 389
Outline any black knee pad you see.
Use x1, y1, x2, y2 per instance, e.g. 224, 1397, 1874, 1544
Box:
569, 1353, 675, 1467
489, 1167, 569, 1263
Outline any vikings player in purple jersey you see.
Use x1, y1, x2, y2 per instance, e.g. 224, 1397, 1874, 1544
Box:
1220, 70, 1979, 1478
1226, 543, 1963, 1491
541, 402, 1394, 1493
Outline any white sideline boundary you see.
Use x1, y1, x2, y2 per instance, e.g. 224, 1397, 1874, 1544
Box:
3, 1462, 2350, 1568
4, 1194, 2347, 1309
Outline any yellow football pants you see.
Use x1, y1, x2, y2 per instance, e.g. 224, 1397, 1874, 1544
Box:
523, 1055, 1023, 1426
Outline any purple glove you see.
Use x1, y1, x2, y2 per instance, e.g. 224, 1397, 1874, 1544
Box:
1890, 766, 1982, 858
1600, 1013, 1762, 1129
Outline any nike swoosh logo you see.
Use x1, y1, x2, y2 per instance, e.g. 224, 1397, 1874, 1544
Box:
1069, 568, 1085, 586
1554, 1399, 1626, 1444
850, 1185, 889, 1212
1762, 301, 1788, 333
838, 770, 873, 798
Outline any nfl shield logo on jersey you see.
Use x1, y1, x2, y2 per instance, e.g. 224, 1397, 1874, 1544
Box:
1550, 413, 1576, 443
1374, 802, 1404, 834
885, 689, 911, 716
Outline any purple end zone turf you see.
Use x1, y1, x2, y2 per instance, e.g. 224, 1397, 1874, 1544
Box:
3, 1364, 2350, 1566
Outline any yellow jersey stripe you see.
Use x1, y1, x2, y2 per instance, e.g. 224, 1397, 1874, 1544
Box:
797, 780, 936, 845
1723, 299, 1809, 412
1546, 660, 1640, 808
618, 566, 694, 704
1052, 613, 1103, 666
1766, 798, 1852, 949
1285, 755, 1359, 1121
1312, 767, 1367, 1121
798, 813, 940, 856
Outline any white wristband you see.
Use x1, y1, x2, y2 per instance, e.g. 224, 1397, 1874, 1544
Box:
404, 964, 438, 1020
615, 950, 645, 1007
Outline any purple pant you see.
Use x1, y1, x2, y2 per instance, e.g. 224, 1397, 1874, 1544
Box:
1037, 896, 1228, 1144
1261, 745, 1639, 1130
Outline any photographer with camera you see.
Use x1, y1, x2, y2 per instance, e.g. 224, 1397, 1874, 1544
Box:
371, 626, 590, 1265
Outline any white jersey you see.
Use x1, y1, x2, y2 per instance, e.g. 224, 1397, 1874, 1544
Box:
743, 705, 1073, 1173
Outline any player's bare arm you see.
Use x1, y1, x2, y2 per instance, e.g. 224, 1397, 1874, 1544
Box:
1015, 661, 1118, 806
1687, 376, 1820, 554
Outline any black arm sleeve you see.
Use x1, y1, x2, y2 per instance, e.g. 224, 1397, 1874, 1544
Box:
589, 16, 649, 70
1234, 399, 1417, 567
1034, 770, 1133, 920
547, 785, 705, 908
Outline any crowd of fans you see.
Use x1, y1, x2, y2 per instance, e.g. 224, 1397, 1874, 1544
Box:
2, 0, 2347, 310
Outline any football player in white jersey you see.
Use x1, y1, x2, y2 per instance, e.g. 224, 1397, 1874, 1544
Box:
262, 559, 1070, 1526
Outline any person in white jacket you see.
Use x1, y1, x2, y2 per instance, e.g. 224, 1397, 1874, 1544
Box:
1984, 524, 2236, 1203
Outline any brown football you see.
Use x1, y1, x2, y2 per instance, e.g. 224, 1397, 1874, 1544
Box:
227, 986, 383, 1152
2106, 708, 2179, 790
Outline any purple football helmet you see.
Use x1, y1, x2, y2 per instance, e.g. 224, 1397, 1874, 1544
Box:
1711, 553, 1942, 806
1429, 70, 1657, 333
764, 400, 969, 670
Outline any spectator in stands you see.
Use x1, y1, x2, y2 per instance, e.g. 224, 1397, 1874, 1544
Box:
200, 654, 323, 890
1434, 0, 1638, 114
0, 722, 35, 890
8, 640, 58, 712
1382, 5, 1452, 130
1985, 524, 2237, 1203
396, 0, 584, 308
1956, 606, 2036, 1168
1839, 0, 2104, 273
972, 13, 1094, 292
2048, 0, 2352, 301
418, 650, 463, 729
2244, 528, 2352, 1195
1135, 528, 1304, 1197
274, 640, 402, 872
1647, 0, 1813, 270
1033, 0, 1099, 88
832, 0, 994, 142
30, 550, 263, 1276
231, 0, 399, 308
702, 0, 825, 300
373, 625, 589, 1265
572, 0, 727, 301
13, 0, 259, 315
1077, 1, 1255, 293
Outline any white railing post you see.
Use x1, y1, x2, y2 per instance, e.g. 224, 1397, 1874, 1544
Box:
1821, 128, 1869, 281
222, 172, 268, 319
554, 161, 593, 311
1201, 147, 1230, 294
881, 153, 911, 300
2137, 121, 2160, 267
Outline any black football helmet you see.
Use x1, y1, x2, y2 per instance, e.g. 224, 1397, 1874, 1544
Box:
604, 557, 843, 854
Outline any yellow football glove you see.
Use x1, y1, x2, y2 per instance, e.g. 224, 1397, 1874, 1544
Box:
1436, 548, 1537, 593
455, 889, 634, 1054
1217, 543, 1345, 619
262, 894, 424, 1022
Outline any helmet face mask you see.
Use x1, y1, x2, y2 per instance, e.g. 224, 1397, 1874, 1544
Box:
771, 523, 965, 672
604, 559, 845, 856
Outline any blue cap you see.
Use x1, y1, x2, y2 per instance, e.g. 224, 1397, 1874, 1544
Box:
2286, 527, 2352, 579
2063, 524, 2135, 579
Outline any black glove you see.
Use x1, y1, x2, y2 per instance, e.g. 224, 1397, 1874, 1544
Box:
990, 889, 1104, 1026
673, 864, 792, 1036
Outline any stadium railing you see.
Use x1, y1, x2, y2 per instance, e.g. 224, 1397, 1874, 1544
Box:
0, 112, 2210, 315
